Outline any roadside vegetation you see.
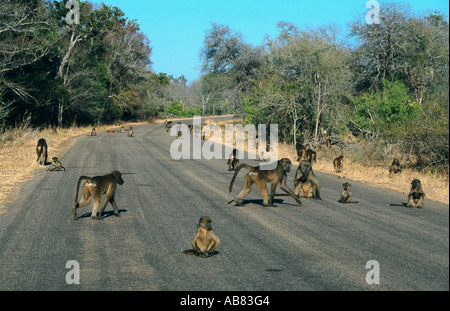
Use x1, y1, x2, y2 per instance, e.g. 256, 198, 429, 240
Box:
1, 1, 448, 207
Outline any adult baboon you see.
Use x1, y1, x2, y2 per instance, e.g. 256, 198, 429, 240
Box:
305, 148, 317, 163
165, 121, 173, 132
119, 125, 125, 133
333, 155, 344, 173
36, 138, 48, 165
389, 159, 402, 177
293, 160, 321, 199
183, 216, 220, 258
390, 179, 425, 208
407, 179, 425, 208
339, 182, 358, 203
72, 170, 124, 220
91, 127, 97, 136
47, 157, 66, 171
127, 126, 134, 137
295, 143, 306, 162
227, 148, 239, 171
229, 158, 302, 207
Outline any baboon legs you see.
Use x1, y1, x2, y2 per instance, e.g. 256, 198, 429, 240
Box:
72, 189, 119, 220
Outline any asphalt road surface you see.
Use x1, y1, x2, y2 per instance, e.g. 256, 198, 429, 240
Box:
0, 119, 448, 291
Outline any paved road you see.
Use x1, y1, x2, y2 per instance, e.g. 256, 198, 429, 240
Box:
0, 120, 448, 291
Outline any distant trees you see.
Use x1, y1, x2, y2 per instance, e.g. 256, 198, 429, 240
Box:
0, 1, 447, 173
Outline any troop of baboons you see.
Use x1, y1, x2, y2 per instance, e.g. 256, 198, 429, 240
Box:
31, 120, 425, 262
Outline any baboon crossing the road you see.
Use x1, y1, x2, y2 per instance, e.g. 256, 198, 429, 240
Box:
72, 170, 124, 220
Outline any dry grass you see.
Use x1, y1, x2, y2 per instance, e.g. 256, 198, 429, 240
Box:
205, 119, 449, 206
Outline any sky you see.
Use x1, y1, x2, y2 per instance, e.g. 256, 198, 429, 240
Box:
94, 0, 449, 83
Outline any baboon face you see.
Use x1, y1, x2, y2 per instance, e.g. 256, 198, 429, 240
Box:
411, 179, 421, 189
280, 158, 292, 173
199, 216, 213, 230
342, 182, 351, 190
52, 157, 58, 162
112, 170, 124, 185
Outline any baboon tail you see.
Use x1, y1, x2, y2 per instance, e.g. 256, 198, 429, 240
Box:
74, 176, 89, 203
228, 163, 254, 193
183, 249, 197, 256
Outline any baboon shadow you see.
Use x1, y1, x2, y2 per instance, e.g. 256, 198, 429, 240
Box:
78, 209, 128, 219
237, 198, 298, 207
182, 249, 220, 258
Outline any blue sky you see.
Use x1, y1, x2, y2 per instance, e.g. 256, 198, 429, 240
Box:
94, 0, 449, 83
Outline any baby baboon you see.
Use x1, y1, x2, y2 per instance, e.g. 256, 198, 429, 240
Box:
295, 143, 306, 162
183, 216, 220, 258
91, 127, 97, 136
333, 155, 344, 173
293, 160, 321, 199
389, 159, 402, 177
229, 158, 302, 207
176, 130, 182, 139
227, 148, 239, 171
47, 157, 66, 171
407, 179, 425, 208
36, 138, 48, 165
339, 182, 358, 203
72, 170, 124, 220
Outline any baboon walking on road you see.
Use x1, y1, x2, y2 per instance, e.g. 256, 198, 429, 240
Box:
36, 138, 48, 165
229, 158, 302, 207
72, 170, 124, 220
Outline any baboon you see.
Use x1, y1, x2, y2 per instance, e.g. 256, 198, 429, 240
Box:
229, 158, 302, 207
333, 155, 344, 173
389, 159, 402, 177
127, 126, 134, 137
293, 160, 321, 199
390, 179, 425, 208
183, 216, 220, 258
321, 127, 331, 147
119, 125, 125, 133
176, 130, 182, 139
72, 170, 124, 220
36, 138, 48, 165
295, 143, 306, 162
165, 121, 173, 132
305, 148, 317, 163
227, 148, 239, 171
339, 182, 358, 203
91, 127, 97, 136
408, 179, 425, 208
188, 124, 193, 134
47, 157, 66, 171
